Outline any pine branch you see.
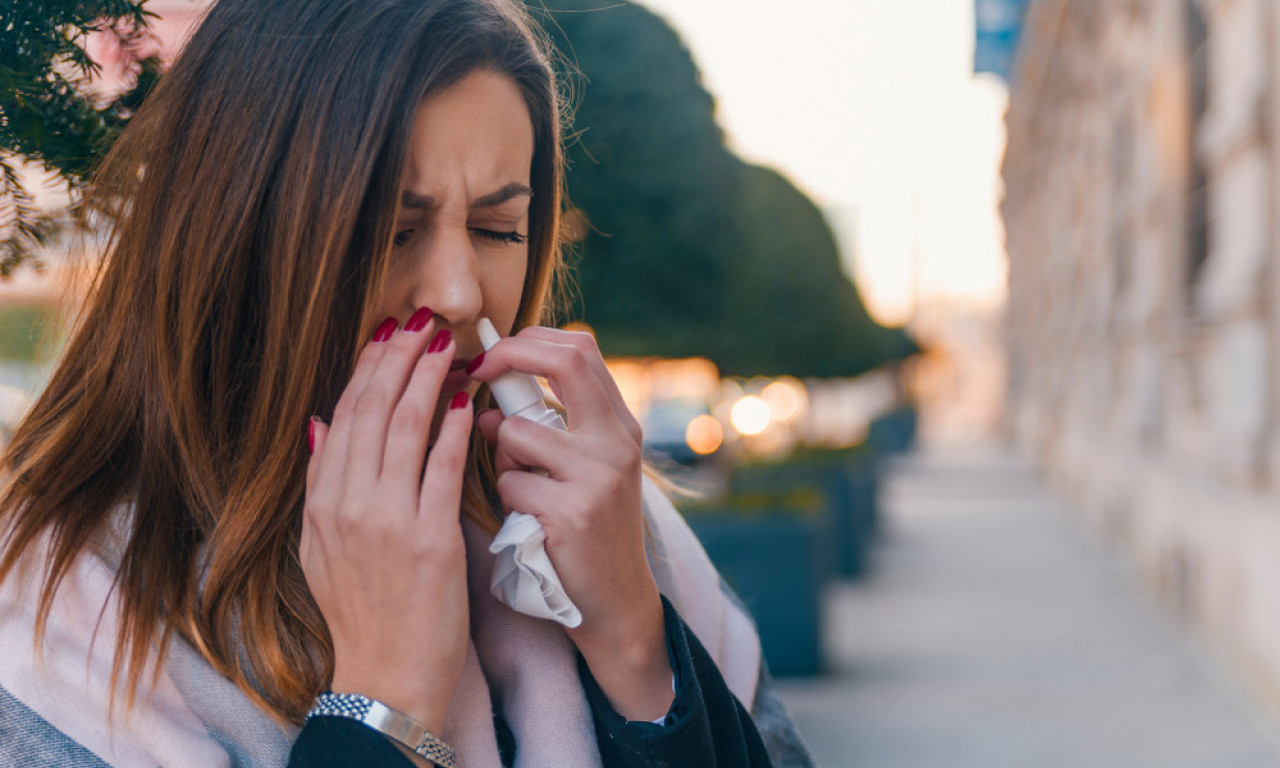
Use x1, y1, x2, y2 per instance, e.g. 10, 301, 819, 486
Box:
0, 0, 157, 275
0, 158, 58, 276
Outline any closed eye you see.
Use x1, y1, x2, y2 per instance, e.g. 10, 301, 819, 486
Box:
391, 228, 528, 249
471, 228, 528, 245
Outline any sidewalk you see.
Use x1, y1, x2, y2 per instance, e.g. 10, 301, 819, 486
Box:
774, 445, 1280, 768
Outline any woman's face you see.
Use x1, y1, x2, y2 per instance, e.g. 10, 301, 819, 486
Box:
376, 69, 534, 402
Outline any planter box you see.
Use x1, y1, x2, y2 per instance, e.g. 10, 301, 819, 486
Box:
867, 406, 918, 456
731, 451, 880, 579
685, 508, 831, 677
816, 457, 879, 578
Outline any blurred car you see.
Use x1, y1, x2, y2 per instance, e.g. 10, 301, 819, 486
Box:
641, 397, 720, 466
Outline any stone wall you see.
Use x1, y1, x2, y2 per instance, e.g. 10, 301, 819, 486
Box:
1004, 0, 1280, 708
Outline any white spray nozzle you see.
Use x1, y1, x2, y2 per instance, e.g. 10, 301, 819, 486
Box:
476, 317, 560, 432
476, 317, 558, 424
476, 317, 503, 350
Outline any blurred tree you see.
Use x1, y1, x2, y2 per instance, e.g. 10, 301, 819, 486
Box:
535, 0, 743, 358
0, 0, 160, 274
3, 0, 915, 376
536, 0, 916, 376
724, 164, 918, 377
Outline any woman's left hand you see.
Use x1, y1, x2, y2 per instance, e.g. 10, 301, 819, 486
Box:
468, 326, 674, 721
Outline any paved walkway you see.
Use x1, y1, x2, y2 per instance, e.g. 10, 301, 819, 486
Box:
774, 446, 1280, 768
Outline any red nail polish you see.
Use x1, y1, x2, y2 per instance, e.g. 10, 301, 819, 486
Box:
307, 417, 318, 453
372, 317, 398, 342
450, 392, 469, 410
427, 329, 453, 353
465, 352, 485, 374
404, 307, 433, 333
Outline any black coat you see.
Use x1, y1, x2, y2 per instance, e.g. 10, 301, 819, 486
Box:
289, 597, 774, 767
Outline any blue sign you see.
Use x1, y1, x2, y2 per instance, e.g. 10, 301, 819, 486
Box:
974, 0, 1030, 81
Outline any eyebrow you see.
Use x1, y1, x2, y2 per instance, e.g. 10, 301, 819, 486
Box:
400, 182, 534, 211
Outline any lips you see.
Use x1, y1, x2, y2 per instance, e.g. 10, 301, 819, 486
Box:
441, 356, 478, 395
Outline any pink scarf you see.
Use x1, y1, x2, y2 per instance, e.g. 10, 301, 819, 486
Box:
0, 478, 761, 767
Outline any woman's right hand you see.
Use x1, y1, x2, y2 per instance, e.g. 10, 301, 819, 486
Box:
301, 308, 472, 734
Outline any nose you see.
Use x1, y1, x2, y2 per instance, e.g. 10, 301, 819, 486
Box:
410, 228, 484, 330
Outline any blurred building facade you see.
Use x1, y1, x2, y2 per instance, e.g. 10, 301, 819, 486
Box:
1003, 0, 1280, 704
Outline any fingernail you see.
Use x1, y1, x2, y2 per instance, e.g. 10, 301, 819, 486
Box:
427, 329, 453, 353
307, 416, 319, 453
450, 392, 470, 410
372, 317, 398, 342
465, 352, 485, 374
404, 307, 433, 333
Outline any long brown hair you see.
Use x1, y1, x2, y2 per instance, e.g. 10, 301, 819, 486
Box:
0, 0, 565, 724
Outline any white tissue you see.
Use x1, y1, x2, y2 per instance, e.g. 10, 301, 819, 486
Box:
488, 511, 583, 628
476, 317, 583, 629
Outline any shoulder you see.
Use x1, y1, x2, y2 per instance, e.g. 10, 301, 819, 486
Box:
0, 537, 231, 767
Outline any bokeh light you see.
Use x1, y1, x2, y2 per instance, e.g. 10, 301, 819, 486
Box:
761, 379, 805, 422
730, 395, 772, 436
685, 414, 724, 455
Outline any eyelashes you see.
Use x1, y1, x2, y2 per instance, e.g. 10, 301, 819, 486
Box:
392, 228, 528, 248
474, 228, 528, 245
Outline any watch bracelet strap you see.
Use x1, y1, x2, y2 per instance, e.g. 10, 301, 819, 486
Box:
307, 691, 456, 767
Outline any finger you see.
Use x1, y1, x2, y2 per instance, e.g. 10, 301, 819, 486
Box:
381, 329, 459, 486
476, 409, 536, 476
490, 435, 531, 478
474, 408, 503, 446
513, 327, 641, 443
480, 399, 635, 477
301, 416, 329, 564
493, 468, 563, 522
313, 318, 398, 503
344, 314, 444, 490
419, 392, 474, 525
490, 415, 578, 479
306, 417, 329, 496
465, 336, 615, 433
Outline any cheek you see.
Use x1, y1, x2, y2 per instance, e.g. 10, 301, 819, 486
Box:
373, 260, 413, 318
481, 249, 530, 329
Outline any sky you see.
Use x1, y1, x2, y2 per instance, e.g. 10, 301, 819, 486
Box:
21, 0, 1008, 329
631, 0, 1010, 327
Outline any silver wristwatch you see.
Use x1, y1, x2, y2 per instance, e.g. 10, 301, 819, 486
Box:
307, 691, 456, 767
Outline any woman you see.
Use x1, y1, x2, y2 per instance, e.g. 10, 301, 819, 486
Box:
0, 0, 814, 766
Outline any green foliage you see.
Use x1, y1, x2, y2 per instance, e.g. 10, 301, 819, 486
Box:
1, 0, 160, 273
0, 302, 60, 361
679, 446, 871, 521
5, 0, 915, 376
678, 488, 827, 521
732, 447, 853, 494
534, 0, 741, 358
536, 0, 917, 377
740, 443, 872, 474
725, 165, 919, 376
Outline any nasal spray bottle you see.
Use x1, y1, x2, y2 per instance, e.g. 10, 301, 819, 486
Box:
477, 317, 583, 629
